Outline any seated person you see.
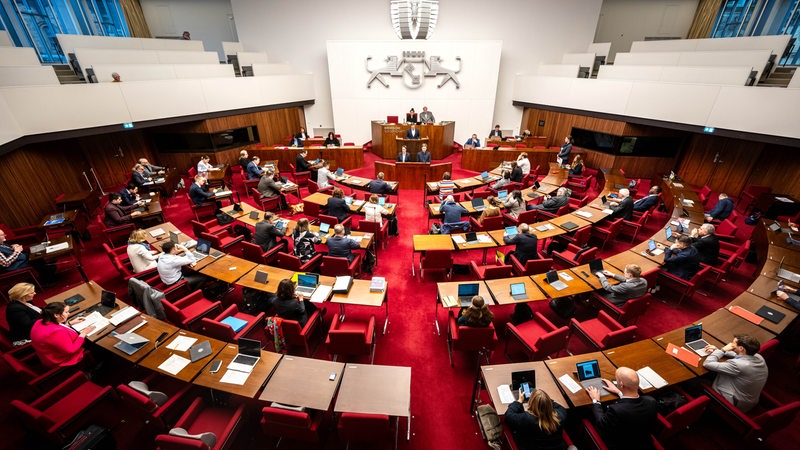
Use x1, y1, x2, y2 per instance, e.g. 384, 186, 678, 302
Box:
437, 172, 455, 200
503, 190, 526, 219
417, 144, 431, 163
586, 366, 658, 450
520, 129, 533, 138
607, 188, 634, 221
476, 196, 501, 224
274, 279, 317, 327
633, 186, 662, 212
405, 123, 420, 139
189, 174, 219, 207
363, 194, 389, 225
509, 161, 523, 183
492, 170, 511, 190
657, 235, 700, 280
568, 155, 584, 175
238, 149, 250, 173
528, 187, 569, 212
245, 155, 265, 180
317, 161, 336, 189
255, 212, 285, 252
324, 132, 340, 147
464, 134, 481, 148
326, 224, 360, 263
296, 149, 322, 181
505, 388, 568, 450
127, 229, 158, 273
776, 281, 800, 309
131, 164, 150, 187
289, 135, 304, 147
326, 188, 351, 224
489, 125, 503, 139
257, 168, 289, 210
441, 195, 467, 224
139, 158, 165, 178
456, 295, 494, 327
366, 172, 393, 195
295, 127, 309, 140
196, 155, 212, 177
691, 223, 720, 266
31, 302, 94, 368
405, 108, 417, 124
516, 152, 531, 176
157, 241, 207, 291
0, 228, 30, 273
104, 192, 142, 227
292, 218, 321, 263
705, 193, 735, 222
6, 282, 41, 347
703, 335, 768, 413
594, 264, 647, 306
119, 183, 141, 206
503, 224, 538, 265
397, 146, 412, 162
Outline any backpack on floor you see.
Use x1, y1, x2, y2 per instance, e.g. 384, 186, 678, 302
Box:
476, 404, 503, 450
362, 250, 376, 274
388, 216, 399, 236
511, 303, 534, 325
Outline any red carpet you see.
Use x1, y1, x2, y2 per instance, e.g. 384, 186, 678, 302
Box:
0, 151, 797, 449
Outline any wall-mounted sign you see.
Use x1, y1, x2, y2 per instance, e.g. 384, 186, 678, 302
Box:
366, 51, 461, 89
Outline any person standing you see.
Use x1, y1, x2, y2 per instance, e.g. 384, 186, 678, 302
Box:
417, 144, 431, 163
703, 335, 768, 413
405, 124, 421, 139
557, 136, 573, 167
419, 106, 435, 124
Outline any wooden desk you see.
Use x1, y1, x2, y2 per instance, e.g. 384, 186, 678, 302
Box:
696, 308, 776, 346
544, 352, 618, 407
258, 355, 345, 410
435, 281, 493, 335
222, 202, 261, 228
28, 235, 88, 281
571, 207, 610, 224
139, 330, 226, 383
39, 209, 88, 238
335, 364, 412, 442
604, 251, 662, 275
46, 281, 104, 316
205, 164, 229, 188
549, 214, 592, 232
652, 327, 725, 376
485, 276, 547, 306
629, 241, 667, 265
603, 340, 695, 393
569, 264, 621, 290
747, 275, 799, 309
331, 279, 390, 334
373, 161, 448, 190
250, 146, 364, 173
371, 121, 454, 160
95, 315, 179, 363
304, 192, 331, 206
56, 190, 101, 215
727, 292, 798, 335
461, 147, 568, 173
411, 235, 454, 276
451, 232, 496, 265
476, 361, 568, 415
236, 264, 296, 294
193, 345, 282, 398
200, 254, 258, 284
531, 271, 593, 298
143, 222, 182, 244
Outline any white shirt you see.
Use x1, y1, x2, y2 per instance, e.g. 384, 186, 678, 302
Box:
362, 202, 388, 224
197, 160, 212, 176
317, 167, 335, 189
157, 250, 196, 285
127, 243, 159, 273
517, 157, 530, 175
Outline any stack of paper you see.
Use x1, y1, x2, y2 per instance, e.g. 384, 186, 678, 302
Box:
370, 277, 387, 292
159, 354, 190, 375
310, 285, 332, 303
166, 335, 197, 352
110, 306, 139, 326
442, 295, 457, 308
497, 385, 515, 404
451, 235, 466, 244
637, 366, 668, 389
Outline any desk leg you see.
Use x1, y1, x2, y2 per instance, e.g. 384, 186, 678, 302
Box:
411, 251, 416, 276
383, 295, 389, 335
338, 304, 345, 322
482, 248, 488, 265
407, 410, 411, 440
470, 363, 483, 414
77, 261, 89, 282
434, 297, 440, 335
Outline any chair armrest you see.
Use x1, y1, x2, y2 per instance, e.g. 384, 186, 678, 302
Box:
300, 253, 324, 272
216, 304, 239, 321
468, 260, 482, 279
702, 386, 760, 429
506, 323, 534, 354
365, 316, 376, 344
657, 269, 691, 287
301, 308, 326, 335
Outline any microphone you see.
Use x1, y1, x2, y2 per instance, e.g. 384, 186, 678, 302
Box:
713, 152, 719, 163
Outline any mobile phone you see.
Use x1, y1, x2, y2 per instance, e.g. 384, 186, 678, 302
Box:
209, 360, 222, 373
521, 382, 531, 400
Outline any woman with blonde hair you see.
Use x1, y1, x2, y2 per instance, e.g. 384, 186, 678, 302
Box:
456, 295, 494, 327
6, 282, 40, 346
505, 388, 568, 450
127, 229, 158, 273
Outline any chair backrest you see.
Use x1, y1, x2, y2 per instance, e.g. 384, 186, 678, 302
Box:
753, 400, 800, 435
116, 383, 160, 418
319, 214, 339, 226
481, 215, 504, 230
190, 220, 208, 237
155, 434, 213, 450
482, 264, 513, 280
574, 246, 598, 265
600, 324, 638, 349
572, 226, 592, 247
328, 327, 369, 355
421, 249, 453, 268
691, 264, 714, 285
524, 258, 554, 275
308, 180, 320, 194
1, 351, 38, 380
278, 317, 305, 345
303, 200, 321, 218
555, 205, 570, 216
321, 255, 354, 277
453, 322, 496, 352
758, 338, 780, 364
338, 412, 391, 442
660, 396, 710, 440
619, 293, 651, 323
606, 218, 624, 236
699, 185, 711, 198
717, 218, 737, 236
161, 299, 187, 325
241, 241, 267, 264
386, 115, 399, 123
277, 252, 302, 271
535, 326, 570, 359
516, 209, 538, 225
261, 406, 316, 442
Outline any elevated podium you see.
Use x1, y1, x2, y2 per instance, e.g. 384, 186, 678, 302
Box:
371, 121, 455, 160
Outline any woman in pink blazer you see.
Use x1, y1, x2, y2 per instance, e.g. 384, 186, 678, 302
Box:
30, 302, 95, 368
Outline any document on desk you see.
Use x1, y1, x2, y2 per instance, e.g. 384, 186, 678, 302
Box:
451, 235, 466, 244
220, 369, 250, 385
602, 209, 614, 214
310, 285, 332, 303
71, 311, 110, 336
477, 234, 493, 243
158, 354, 190, 375
46, 242, 70, 253
575, 211, 592, 218
497, 384, 515, 404
559, 272, 574, 281
637, 366, 668, 390
215, 190, 233, 197
149, 228, 165, 238
558, 374, 583, 394
166, 335, 198, 352
649, 248, 664, 256
110, 306, 139, 326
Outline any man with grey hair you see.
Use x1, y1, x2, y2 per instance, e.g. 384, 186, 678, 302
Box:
367, 172, 393, 195
419, 106, 435, 124
608, 188, 633, 220
691, 223, 720, 266
527, 187, 569, 212
138, 158, 164, 178
503, 223, 539, 265
595, 264, 648, 306
257, 167, 288, 209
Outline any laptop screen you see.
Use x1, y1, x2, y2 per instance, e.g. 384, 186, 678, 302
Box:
471, 198, 484, 208
648, 240, 657, 252
101, 290, 116, 307
196, 238, 212, 255
378, 197, 386, 206
481, 171, 489, 179
249, 211, 260, 220
576, 360, 601, 381
344, 196, 353, 205
465, 232, 478, 242
319, 222, 330, 234
684, 324, 703, 342
511, 370, 536, 390
588, 259, 603, 273
665, 227, 673, 240
510, 283, 526, 296
505, 226, 518, 236
498, 190, 508, 199
237, 338, 261, 357
297, 273, 318, 288
546, 270, 559, 283
336, 168, 344, 176
601, 195, 607, 204
534, 181, 540, 189
169, 230, 180, 244
457, 283, 480, 297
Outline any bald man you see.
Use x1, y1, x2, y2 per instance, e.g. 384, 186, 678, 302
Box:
587, 366, 658, 450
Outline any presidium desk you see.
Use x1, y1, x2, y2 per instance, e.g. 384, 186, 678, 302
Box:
371, 120, 455, 160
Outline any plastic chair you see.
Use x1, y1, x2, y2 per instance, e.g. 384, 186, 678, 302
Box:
569, 310, 638, 351
446, 311, 498, 367
419, 249, 453, 280
200, 304, 265, 343
505, 312, 569, 361
155, 398, 245, 450
162, 290, 222, 331
325, 314, 376, 363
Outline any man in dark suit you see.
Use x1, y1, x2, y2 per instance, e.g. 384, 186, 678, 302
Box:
326, 224, 361, 263
658, 235, 700, 280
633, 186, 662, 212
705, 193, 735, 222
245, 156, 265, 180
595, 264, 648, 306
587, 366, 658, 450
189, 174, 217, 207
405, 124, 420, 139
416, 144, 431, 163
691, 223, 720, 266
258, 169, 288, 209
503, 224, 539, 265
397, 146, 412, 162
527, 187, 569, 212
367, 172, 393, 195
489, 125, 503, 139
254, 212, 285, 252
296, 149, 321, 181
608, 188, 634, 221
238, 150, 250, 173
326, 188, 350, 223
104, 192, 142, 227
131, 164, 150, 188
119, 183, 140, 206
138, 158, 165, 178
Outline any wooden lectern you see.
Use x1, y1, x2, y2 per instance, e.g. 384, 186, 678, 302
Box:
396, 137, 428, 156
371, 121, 455, 160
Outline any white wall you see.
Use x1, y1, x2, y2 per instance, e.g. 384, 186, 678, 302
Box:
140, 0, 238, 61
594, 0, 699, 62
231, 0, 601, 144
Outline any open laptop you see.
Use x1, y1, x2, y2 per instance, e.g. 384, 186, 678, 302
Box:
576, 360, 611, 395
50, 213, 65, 221
535, 181, 548, 193
510, 370, 536, 400
545, 270, 568, 291
505, 226, 518, 237
344, 196, 353, 205
457, 283, 480, 307
776, 256, 800, 283
510, 282, 528, 301
336, 168, 345, 177
480, 171, 489, 180
471, 198, 486, 211
274, 220, 286, 233
645, 239, 663, 256
193, 238, 223, 260
249, 211, 260, 220
589, 258, 604, 274
85, 290, 117, 316
113, 332, 149, 355
318, 222, 331, 234
599, 195, 610, 207
684, 324, 711, 356
294, 273, 319, 297
665, 226, 676, 242
464, 231, 479, 244
497, 190, 508, 200
675, 220, 689, 233
189, 340, 212, 363
227, 338, 262, 373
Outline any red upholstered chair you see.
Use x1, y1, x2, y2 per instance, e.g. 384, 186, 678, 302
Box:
446, 311, 498, 367
0, 223, 44, 246
343, 142, 355, 146
276, 252, 323, 273
569, 310, 638, 351
302, 199, 321, 223
419, 249, 453, 280
200, 304, 265, 343
96, 214, 135, 247
505, 424, 575, 450
1, 344, 74, 394
552, 244, 597, 268
162, 290, 222, 331
505, 312, 569, 361
337, 412, 393, 448
271, 308, 326, 356
568, 195, 589, 211
738, 184, 770, 213
468, 261, 513, 280
241, 240, 286, 265
260, 405, 323, 446
591, 218, 624, 250
357, 219, 389, 250
386, 115, 399, 123
155, 398, 245, 450
0, 266, 42, 295
555, 225, 591, 249
590, 292, 652, 325
503, 208, 537, 227
656, 265, 713, 306
199, 230, 244, 254
10, 372, 115, 444
325, 314, 376, 363
250, 188, 281, 212
656, 395, 710, 443
620, 210, 650, 243
510, 255, 553, 276
715, 219, 739, 242
702, 386, 800, 444
191, 219, 231, 238
185, 193, 216, 221
289, 163, 310, 187
320, 255, 361, 277
319, 213, 352, 229
134, 271, 190, 303
308, 180, 333, 195
469, 214, 504, 232
115, 373, 194, 432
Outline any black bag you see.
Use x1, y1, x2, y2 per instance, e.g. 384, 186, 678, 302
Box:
654, 390, 688, 415
549, 298, 575, 319
216, 212, 234, 225
511, 303, 534, 325
233, 224, 251, 241
452, 264, 469, 275
65, 425, 115, 450
388, 216, 399, 236
362, 250, 376, 274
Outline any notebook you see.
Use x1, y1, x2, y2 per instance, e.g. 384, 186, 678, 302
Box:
471, 198, 486, 211
560, 221, 579, 231
294, 273, 319, 297
510, 282, 528, 301
545, 270, 568, 291
189, 340, 213, 363
505, 226, 518, 237
576, 360, 611, 395
457, 283, 480, 306
254, 270, 268, 284
220, 316, 248, 333
665, 343, 701, 367
510, 370, 536, 400
227, 338, 262, 373
684, 324, 711, 356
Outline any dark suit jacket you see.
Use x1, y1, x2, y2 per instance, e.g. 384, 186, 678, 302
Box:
104, 202, 135, 227
609, 196, 634, 221
397, 152, 412, 162
326, 197, 350, 223
254, 221, 284, 251
510, 166, 523, 183
6, 301, 40, 342
189, 182, 213, 206
131, 171, 148, 187
693, 234, 720, 266
416, 151, 430, 163
239, 157, 250, 173
274, 296, 309, 326
663, 245, 700, 280
592, 396, 658, 450
490, 129, 503, 138
326, 236, 360, 262
367, 179, 393, 195
503, 232, 539, 264
405, 128, 420, 139
295, 154, 311, 172
505, 401, 568, 450
119, 189, 138, 206
633, 194, 659, 212
532, 195, 569, 212
707, 197, 734, 221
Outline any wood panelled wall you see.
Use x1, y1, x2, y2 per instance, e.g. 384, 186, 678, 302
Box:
2, 107, 306, 229
520, 108, 627, 148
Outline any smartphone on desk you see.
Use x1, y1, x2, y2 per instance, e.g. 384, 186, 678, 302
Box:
209, 360, 222, 374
